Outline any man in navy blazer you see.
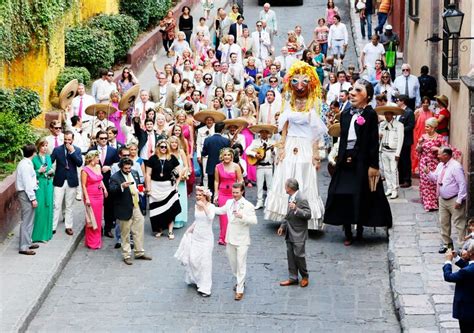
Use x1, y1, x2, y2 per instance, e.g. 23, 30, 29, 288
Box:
228, 15, 248, 41
443, 243, 474, 332
201, 122, 230, 199
89, 130, 120, 237
51, 130, 83, 235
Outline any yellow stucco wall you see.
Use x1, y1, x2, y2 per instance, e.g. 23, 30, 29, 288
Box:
405, 0, 473, 171
0, 0, 119, 128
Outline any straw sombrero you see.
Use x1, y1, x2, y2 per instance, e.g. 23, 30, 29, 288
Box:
118, 84, 140, 111
59, 79, 79, 110
223, 118, 249, 129
85, 104, 117, 116
249, 124, 278, 134
328, 123, 341, 137
194, 110, 226, 123
375, 102, 404, 116
435, 94, 449, 108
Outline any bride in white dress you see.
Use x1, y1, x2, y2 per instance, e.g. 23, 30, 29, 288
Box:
264, 61, 327, 230
175, 186, 215, 297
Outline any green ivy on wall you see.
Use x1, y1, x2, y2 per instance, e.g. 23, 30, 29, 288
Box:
0, 0, 75, 62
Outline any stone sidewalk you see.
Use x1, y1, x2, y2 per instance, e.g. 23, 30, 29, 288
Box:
349, 3, 458, 332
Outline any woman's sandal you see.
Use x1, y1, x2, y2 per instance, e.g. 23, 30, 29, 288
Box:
168, 232, 175, 240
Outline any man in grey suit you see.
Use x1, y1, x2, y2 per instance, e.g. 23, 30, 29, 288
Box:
277, 178, 311, 288
220, 95, 241, 119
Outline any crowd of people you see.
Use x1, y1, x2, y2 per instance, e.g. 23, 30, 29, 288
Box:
14, 1, 471, 310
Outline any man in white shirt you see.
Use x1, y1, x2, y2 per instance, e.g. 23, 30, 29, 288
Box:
193, 70, 205, 92
175, 90, 207, 114
16, 144, 38, 255
91, 109, 112, 139
196, 115, 216, 187
221, 35, 242, 65
251, 21, 271, 64
228, 53, 245, 88
393, 63, 421, 110
246, 125, 276, 209
377, 106, 404, 199
45, 120, 64, 155
92, 69, 107, 102
215, 182, 257, 301
134, 90, 156, 126
201, 73, 216, 105
275, 47, 297, 76
294, 25, 306, 59
327, 71, 352, 103
69, 83, 95, 125
328, 15, 349, 60
258, 90, 280, 125
96, 69, 117, 103
360, 35, 386, 76
259, 3, 278, 44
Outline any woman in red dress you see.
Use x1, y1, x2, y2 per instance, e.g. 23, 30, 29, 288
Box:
411, 96, 433, 174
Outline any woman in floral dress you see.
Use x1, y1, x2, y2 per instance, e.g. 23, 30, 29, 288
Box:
416, 117, 459, 211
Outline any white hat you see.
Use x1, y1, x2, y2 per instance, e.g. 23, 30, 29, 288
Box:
385, 24, 393, 30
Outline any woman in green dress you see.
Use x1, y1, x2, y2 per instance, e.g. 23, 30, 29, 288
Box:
32, 137, 54, 242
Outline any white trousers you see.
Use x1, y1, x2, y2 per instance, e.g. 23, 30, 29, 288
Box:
226, 243, 249, 293
257, 166, 273, 202
76, 166, 83, 199
53, 183, 77, 230
381, 150, 399, 192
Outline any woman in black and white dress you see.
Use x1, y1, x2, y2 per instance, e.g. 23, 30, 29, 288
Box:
145, 139, 182, 240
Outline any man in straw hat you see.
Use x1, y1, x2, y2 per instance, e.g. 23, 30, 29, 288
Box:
223, 119, 248, 149
245, 124, 277, 209
195, 110, 226, 187
377, 103, 404, 199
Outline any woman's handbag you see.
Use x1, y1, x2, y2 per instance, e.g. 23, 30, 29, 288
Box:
85, 205, 98, 230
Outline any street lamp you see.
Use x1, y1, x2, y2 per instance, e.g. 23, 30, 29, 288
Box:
442, 4, 464, 36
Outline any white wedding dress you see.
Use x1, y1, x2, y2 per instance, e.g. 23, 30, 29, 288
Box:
264, 106, 327, 230
174, 204, 215, 295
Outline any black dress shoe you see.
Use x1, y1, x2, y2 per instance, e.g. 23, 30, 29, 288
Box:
29, 244, 40, 249
114, 243, 121, 249
104, 231, 114, 238
52, 230, 56, 235
438, 245, 448, 254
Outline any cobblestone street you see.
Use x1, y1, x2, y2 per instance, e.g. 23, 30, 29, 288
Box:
28, 164, 400, 332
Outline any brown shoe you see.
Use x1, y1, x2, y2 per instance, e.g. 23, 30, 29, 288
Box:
65, 228, 73, 236
19, 250, 36, 255
280, 279, 299, 286
29, 244, 40, 249
123, 258, 133, 265
135, 254, 152, 261
234, 292, 244, 301
300, 278, 309, 288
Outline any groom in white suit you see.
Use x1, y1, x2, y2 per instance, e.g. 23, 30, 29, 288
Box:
215, 182, 257, 301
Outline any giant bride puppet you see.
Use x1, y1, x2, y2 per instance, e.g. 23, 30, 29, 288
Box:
264, 61, 327, 230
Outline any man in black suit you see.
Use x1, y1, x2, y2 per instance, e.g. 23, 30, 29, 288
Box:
133, 117, 166, 162
443, 244, 474, 333
109, 158, 152, 265
228, 15, 248, 42
89, 130, 119, 237
396, 95, 415, 188
339, 90, 351, 113
201, 122, 230, 199
106, 126, 124, 150
51, 130, 83, 235
278, 178, 312, 288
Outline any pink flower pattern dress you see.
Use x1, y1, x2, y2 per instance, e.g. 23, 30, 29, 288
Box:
418, 135, 460, 211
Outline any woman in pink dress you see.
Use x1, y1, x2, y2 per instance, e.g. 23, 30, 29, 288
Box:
416, 117, 459, 212
214, 148, 243, 245
325, 0, 339, 27
411, 97, 434, 175
239, 104, 257, 186
108, 91, 126, 144
81, 151, 108, 249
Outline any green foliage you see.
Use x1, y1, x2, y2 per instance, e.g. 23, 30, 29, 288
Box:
55, 67, 91, 94
119, 0, 172, 30
0, 88, 42, 123
0, 111, 37, 163
0, 0, 74, 62
65, 26, 115, 76
88, 14, 139, 61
